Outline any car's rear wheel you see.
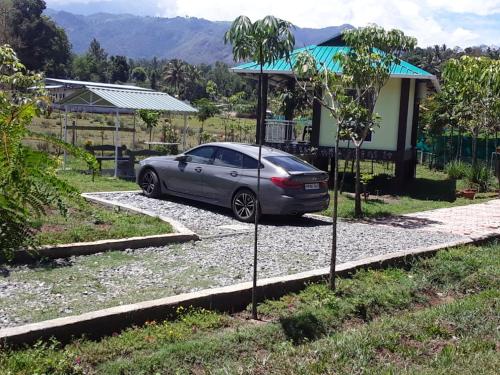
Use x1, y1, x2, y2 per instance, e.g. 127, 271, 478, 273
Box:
140, 169, 161, 198
232, 189, 259, 223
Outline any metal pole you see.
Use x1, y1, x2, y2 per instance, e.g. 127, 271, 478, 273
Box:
183, 113, 188, 152
132, 113, 136, 148
114, 111, 120, 178
63, 106, 68, 170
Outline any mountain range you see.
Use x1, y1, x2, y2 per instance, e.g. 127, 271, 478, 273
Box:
45, 9, 352, 64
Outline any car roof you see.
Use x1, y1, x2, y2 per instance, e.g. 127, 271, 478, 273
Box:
196, 142, 290, 158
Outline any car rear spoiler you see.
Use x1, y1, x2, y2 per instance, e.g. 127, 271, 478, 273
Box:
288, 171, 329, 181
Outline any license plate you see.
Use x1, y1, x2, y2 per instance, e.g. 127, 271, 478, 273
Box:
305, 183, 320, 190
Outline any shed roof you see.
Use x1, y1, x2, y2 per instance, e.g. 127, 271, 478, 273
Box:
45, 78, 151, 91
232, 44, 439, 89
59, 86, 197, 114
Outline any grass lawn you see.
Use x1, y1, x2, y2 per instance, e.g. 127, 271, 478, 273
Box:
1, 241, 498, 374
323, 164, 499, 218
31, 170, 171, 246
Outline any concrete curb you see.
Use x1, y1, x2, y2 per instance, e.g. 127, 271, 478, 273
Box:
6, 192, 199, 264
81, 192, 195, 235
10, 233, 198, 263
2, 233, 497, 347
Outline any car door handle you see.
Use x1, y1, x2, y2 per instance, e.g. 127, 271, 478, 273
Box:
194, 167, 202, 173
230, 171, 238, 177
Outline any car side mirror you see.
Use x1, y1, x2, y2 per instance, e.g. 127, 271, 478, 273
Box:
175, 155, 191, 163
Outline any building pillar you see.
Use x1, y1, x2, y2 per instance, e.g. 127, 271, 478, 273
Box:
409, 80, 421, 179
310, 87, 322, 147
284, 79, 295, 142
255, 73, 269, 144
395, 79, 410, 186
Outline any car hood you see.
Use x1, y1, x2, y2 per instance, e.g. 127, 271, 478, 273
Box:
140, 155, 177, 164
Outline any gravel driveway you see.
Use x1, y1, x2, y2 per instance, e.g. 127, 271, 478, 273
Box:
0, 192, 465, 328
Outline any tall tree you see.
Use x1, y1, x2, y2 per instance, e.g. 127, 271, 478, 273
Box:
338, 26, 416, 217
293, 51, 355, 290
225, 15, 295, 319
2, 0, 71, 76
162, 59, 186, 96
109, 55, 130, 83
131, 66, 147, 82
87, 38, 108, 82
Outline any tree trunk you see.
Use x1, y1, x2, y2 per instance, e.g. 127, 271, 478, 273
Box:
329, 127, 340, 290
354, 145, 362, 218
485, 133, 489, 164
339, 140, 350, 193
472, 130, 478, 167
450, 126, 455, 161
252, 55, 265, 321
457, 128, 463, 160
199, 121, 204, 145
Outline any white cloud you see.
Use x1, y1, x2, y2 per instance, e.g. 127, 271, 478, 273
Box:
154, 0, 499, 46
425, 0, 500, 16
46, 0, 500, 47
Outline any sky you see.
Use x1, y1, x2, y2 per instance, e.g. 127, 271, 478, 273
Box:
46, 0, 500, 47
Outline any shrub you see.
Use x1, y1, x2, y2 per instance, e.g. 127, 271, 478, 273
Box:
0, 46, 97, 257
466, 163, 493, 192
445, 160, 468, 180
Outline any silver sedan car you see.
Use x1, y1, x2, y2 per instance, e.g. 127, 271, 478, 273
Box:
137, 142, 329, 222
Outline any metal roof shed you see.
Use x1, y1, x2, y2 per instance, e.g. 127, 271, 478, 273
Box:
58, 86, 197, 177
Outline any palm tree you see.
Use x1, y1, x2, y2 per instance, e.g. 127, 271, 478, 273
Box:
162, 59, 186, 96
225, 15, 295, 319
184, 64, 201, 84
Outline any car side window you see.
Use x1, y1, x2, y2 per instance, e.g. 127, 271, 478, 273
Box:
242, 155, 260, 169
186, 146, 216, 164
213, 148, 243, 168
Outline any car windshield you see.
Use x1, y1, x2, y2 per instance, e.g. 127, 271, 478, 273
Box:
265, 155, 317, 172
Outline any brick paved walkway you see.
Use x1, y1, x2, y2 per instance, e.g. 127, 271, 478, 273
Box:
371, 199, 500, 239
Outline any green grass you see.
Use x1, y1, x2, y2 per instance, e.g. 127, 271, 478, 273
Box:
32, 203, 172, 245
29, 169, 170, 246
59, 170, 138, 192
323, 164, 498, 218
2, 241, 498, 374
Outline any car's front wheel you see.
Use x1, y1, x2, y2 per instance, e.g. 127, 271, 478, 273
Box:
232, 189, 259, 223
140, 169, 161, 198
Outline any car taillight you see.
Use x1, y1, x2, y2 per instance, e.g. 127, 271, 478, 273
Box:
320, 181, 328, 189
271, 177, 303, 189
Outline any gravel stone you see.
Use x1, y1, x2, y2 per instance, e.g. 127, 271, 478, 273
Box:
0, 192, 465, 328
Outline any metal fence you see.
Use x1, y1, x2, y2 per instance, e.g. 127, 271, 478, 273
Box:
264, 119, 312, 144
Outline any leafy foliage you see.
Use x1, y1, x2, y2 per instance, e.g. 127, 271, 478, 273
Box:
445, 160, 468, 180
0, 0, 71, 76
194, 98, 219, 144
465, 162, 493, 192
137, 109, 162, 144
0, 45, 97, 257
441, 56, 500, 165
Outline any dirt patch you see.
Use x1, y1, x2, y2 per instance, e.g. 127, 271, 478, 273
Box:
39, 224, 67, 234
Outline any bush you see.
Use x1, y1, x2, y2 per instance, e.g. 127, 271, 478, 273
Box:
445, 160, 468, 180
466, 163, 493, 192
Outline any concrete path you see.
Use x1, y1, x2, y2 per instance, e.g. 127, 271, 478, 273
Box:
368, 199, 500, 239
